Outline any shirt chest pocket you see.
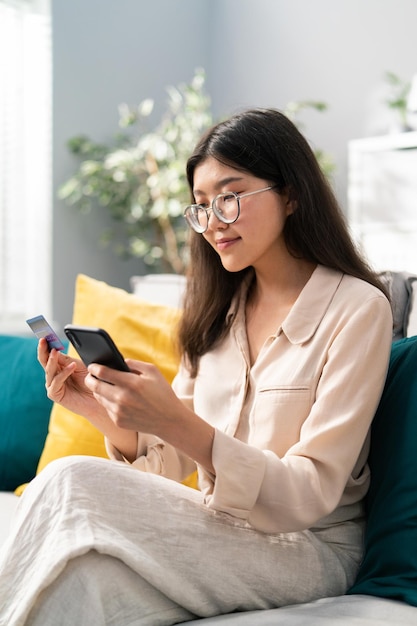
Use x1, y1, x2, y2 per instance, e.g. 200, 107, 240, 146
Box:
249, 386, 312, 456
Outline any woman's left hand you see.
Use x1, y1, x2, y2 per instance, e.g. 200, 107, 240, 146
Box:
85, 359, 179, 436
85, 359, 215, 472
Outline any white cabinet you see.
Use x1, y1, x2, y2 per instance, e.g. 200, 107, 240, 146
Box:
348, 131, 417, 272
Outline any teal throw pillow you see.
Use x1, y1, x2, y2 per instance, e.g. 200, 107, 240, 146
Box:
0, 335, 56, 490
348, 336, 417, 605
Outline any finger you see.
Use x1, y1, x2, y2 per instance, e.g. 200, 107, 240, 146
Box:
37, 338, 50, 367
124, 359, 144, 376
44, 348, 59, 387
45, 361, 77, 399
87, 363, 132, 385
86, 376, 113, 404
45, 350, 75, 388
124, 358, 145, 368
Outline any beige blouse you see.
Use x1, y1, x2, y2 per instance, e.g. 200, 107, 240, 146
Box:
107, 265, 393, 534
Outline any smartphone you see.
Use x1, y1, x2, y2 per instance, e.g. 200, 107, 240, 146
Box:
26, 315, 66, 351
64, 324, 130, 372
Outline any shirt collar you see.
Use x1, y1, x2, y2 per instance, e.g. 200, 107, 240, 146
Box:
228, 265, 344, 345
282, 265, 344, 344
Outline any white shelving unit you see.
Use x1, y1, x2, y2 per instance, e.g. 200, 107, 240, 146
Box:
348, 131, 417, 273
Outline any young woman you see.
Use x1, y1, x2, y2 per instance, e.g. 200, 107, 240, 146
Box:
0, 109, 392, 625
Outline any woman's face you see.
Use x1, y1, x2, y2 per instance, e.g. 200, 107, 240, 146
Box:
192, 157, 294, 273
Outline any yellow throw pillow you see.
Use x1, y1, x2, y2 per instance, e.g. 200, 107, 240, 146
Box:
16, 274, 197, 494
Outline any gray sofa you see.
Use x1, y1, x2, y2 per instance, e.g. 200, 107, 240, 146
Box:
1, 271, 417, 624
187, 596, 417, 625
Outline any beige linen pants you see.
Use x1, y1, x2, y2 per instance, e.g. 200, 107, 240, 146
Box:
0, 456, 364, 626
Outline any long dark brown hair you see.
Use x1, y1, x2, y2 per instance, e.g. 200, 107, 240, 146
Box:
178, 108, 389, 375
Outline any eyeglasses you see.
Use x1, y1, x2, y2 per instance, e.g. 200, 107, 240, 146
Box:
183, 186, 275, 234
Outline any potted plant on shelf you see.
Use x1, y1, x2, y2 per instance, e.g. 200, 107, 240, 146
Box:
59, 71, 334, 275
59, 69, 213, 275
383, 71, 411, 132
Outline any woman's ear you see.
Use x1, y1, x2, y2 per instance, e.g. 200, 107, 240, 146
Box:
285, 187, 298, 216
286, 199, 297, 216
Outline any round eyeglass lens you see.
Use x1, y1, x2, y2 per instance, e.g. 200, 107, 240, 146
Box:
213, 193, 239, 223
186, 206, 207, 233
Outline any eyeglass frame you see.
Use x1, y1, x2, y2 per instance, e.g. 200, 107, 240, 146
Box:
183, 185, 275, 234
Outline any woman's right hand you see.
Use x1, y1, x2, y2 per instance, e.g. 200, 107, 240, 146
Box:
38, 338, 101, 419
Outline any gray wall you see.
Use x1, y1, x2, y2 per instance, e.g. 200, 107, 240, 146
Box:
52, 0, 417, 326
208, 0, 417, 212
52, 0, 211, 325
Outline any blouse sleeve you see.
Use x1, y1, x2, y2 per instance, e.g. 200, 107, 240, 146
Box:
106, 434, 196, 483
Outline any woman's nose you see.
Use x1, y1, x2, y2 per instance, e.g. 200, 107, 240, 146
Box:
206, 209, 227, 231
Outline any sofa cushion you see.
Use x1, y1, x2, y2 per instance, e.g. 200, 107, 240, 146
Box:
378, 270, 415, 340
348, 336, 417, 605
404, 276, 417, 337
16, 274, 199, 494
0, 335, 53, 490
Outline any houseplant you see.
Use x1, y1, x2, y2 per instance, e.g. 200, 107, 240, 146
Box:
383, 71, 411, 131
59, 69, 213, 274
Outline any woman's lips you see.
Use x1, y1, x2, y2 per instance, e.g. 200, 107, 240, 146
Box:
215, 237, 240, 251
